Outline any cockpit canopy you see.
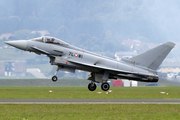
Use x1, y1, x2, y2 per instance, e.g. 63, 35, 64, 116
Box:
31, 36, 68, 45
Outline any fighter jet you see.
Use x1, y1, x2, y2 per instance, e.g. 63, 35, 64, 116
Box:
4, 36, 175, 91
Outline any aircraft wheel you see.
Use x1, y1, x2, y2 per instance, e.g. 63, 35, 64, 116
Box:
88, 83, 97, 91
52, 76, 58, 82
101, 82, 110, 91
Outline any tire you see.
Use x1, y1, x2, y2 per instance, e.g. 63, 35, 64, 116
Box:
88, 83, 97, 91
101, 83, 110, 91
52, 76, 58, 82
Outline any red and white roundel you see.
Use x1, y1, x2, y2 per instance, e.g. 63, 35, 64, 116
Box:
74, 53, 78, 57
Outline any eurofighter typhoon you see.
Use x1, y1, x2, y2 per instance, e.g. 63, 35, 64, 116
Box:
4, 36, 175, 91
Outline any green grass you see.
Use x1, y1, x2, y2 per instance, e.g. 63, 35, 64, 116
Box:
0, 104, 180, 120
0, 87, 180, 120
0, 87, 180, 99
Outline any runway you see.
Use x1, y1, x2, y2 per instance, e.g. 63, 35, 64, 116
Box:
0, 99, 180, 104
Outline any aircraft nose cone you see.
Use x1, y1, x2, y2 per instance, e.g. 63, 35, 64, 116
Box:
4, 40, 27, 50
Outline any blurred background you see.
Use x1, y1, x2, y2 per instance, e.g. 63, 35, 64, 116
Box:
0, 0, 180, 86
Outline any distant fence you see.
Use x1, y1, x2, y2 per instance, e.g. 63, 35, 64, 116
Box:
0, 79, 148, 87
0, 79, 89, 87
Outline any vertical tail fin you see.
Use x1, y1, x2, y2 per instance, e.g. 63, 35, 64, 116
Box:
129, 42, 175, 70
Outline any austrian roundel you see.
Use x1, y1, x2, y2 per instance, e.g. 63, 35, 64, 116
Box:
74, 53, 78, 57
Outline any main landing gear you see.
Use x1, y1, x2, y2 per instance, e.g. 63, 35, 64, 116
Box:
51, 66, 60, 82
88, 82, 97, 91
101, 82, 110, 91
88, 82, 110, 91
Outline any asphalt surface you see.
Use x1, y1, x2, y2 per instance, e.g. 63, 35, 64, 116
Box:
0, 99, 180, 104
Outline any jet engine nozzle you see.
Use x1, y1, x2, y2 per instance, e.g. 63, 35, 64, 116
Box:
4, 40, 27, 50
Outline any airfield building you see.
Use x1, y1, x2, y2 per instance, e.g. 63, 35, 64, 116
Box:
0, 61, 5, 76
0, 60, 26, 76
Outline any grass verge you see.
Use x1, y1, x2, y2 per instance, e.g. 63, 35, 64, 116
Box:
0, 104, 180, 120
0, 87, 180, 99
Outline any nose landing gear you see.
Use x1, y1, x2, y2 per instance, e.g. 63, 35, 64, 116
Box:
52, 76, 58, 82
51, 66, 60, 82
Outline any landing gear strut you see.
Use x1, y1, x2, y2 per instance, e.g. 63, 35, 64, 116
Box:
88, 82, 97, 91
101, 82, 110, 91
51, 66, 60, 82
